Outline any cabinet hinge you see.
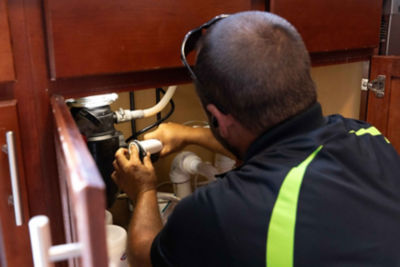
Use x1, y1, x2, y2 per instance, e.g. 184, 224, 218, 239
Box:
361, 75, 386, 98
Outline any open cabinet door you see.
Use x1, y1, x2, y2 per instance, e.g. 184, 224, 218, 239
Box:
49, 95, 108, 266
367, 56, 400, 153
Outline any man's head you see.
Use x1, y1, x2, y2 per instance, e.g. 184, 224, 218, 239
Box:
191, 11, 317, 135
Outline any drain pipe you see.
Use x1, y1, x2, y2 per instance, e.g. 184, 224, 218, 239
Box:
169, 151, 218, 198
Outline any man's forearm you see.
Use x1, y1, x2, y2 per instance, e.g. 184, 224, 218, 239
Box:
128, 189, 162, 267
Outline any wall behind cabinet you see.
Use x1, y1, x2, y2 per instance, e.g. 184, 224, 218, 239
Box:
311, 61, 365, 119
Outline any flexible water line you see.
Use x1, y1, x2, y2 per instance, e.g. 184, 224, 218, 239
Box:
157, 192, 181, 203
114, 85, 177, 123
143, 85, 177, 117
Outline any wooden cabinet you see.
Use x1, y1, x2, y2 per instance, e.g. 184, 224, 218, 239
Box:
0, 0, 15, 83
270, 0, 382, 64
367, 56, 400, 152
44, 0, 264, 79
44, 0, 383, 80
0, 100, 32, 266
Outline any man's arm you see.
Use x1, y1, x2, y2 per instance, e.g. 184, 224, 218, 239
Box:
144, 122, 235, 158
129, 189, 162, 267
112, 147, 162, 267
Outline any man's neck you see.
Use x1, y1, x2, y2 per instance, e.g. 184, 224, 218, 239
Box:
229, 125, 258, 160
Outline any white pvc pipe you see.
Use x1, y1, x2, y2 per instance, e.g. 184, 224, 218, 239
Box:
195, 162, 218, 182
174, 182, 192, 199
169, 166, 192, 199
214, 153, 236, 173
180, 152, 218, 181
169, 151, 219, 198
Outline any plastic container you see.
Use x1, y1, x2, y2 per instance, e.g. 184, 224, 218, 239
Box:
106, 225, 129, 267
105, 210, 113, 225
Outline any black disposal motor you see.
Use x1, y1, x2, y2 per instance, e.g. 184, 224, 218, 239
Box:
66, 94, 125, 208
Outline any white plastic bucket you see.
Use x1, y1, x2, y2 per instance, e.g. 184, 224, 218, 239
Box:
106, 225, 129, 267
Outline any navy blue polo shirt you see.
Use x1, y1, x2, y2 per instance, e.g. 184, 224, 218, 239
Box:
151, 103, 400, 266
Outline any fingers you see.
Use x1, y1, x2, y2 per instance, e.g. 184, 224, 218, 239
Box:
142, 152, 153, 169
111, 171, 119, 186
111, 171, 117, 181
115, 148, 129, 166
112, 159, 119, 171
128, 144, 141, 164
115, 143, 154, 176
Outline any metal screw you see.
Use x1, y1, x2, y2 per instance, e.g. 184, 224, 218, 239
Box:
8, 195, 14, 206
2, 144, 7, 154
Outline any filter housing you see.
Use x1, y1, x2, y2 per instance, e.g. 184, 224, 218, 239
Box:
67, 94, 124, 208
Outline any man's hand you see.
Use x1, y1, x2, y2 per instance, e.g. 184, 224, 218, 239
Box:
112, 147, 162, 267
112, 145, 157, 201
144, 122, 192, 157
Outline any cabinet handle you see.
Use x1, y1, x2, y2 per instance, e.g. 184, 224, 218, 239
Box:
29, 215, 82, 267
5, 131, 23, 226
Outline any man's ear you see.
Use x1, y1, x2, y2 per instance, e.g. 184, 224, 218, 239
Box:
206, 104, 234, 138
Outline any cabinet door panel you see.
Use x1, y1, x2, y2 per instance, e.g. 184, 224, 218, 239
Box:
45, 0, 261, 79
51, 95, 108, 267
367, 56, 400, 153
0, 0, 15, 83
0, 100, 32, 266
270, 0, 382, 53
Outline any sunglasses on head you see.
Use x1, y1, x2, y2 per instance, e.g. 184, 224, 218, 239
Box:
180, 14, 229, 81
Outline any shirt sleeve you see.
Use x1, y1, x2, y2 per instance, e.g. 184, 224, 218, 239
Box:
150, 190, 228, 267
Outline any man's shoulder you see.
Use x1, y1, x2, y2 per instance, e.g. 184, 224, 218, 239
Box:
326, 114, 371, 129
171, 182, 228, 221
188, 167, 282, 220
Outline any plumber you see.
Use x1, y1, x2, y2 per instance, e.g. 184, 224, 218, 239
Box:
112, 11, 400, 267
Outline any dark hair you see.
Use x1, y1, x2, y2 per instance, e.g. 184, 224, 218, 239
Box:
194, 11, 317, 134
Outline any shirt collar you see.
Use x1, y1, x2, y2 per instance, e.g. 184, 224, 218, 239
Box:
244, 102, 326, 162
